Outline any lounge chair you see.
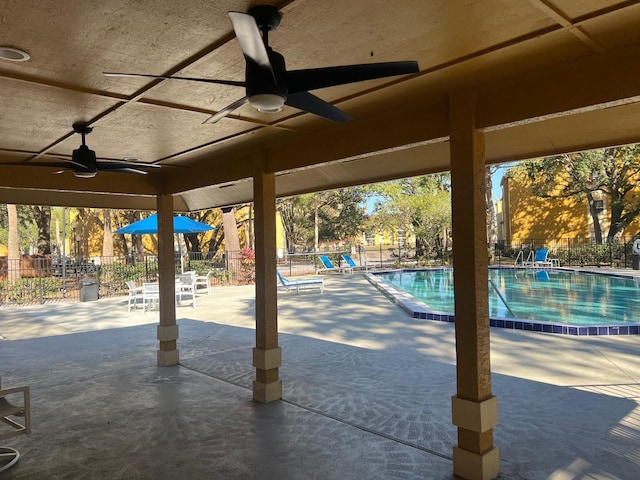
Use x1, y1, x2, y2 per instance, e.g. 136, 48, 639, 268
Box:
341, 254, 372, 271
277, 270, 324, 294
524, 249, 553, 268
317, 255, 353, 274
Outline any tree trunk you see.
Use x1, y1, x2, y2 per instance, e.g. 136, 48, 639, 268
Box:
102, 209, 114, 262
221, 206, 240, 275
486, 167, 497, 263
31, 205, 52, 255
7, 204, 21, 283
585, 191, 603, 244
314, 194, 319, 252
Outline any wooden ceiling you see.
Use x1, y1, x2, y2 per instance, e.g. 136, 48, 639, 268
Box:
1, 0, 640, 211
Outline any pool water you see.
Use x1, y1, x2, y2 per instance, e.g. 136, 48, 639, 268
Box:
377, 269, 640, 326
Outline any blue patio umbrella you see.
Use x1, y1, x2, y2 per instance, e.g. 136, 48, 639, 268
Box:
115, 214, 215, 235
115, 214, 215, 272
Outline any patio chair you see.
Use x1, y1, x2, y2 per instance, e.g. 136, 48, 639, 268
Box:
142, 282, 160, 313
0, 377, 31, 473
194, 270, 213, 295
125, 280, 143, 311
176, 273, 197, 308
277, 270, 324, 294
341, 254, 372, 271
317, 255, 352, 274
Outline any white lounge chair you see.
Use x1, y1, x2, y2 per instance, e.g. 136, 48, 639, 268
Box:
277, 270, 324, 294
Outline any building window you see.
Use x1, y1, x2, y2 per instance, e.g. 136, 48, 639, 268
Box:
594, 200, 604, 213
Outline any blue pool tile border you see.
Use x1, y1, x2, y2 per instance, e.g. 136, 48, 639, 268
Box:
365, 269, 640, 336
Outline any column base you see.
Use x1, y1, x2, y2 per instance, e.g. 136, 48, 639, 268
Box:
157, 349, 179, 366
453, 446, 500, 480
253, 380, 282, 403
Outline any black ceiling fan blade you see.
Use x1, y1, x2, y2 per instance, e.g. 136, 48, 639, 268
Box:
203, 97, 249, 124
96, 160, 160, 169
103, 72, 245, 88
101, 167, 149, 175
285, 92, 351, 123
2, 160, 81, 169
286, 61, 419, 94
228, 12, 276, 82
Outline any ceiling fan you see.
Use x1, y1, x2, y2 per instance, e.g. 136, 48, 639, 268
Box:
104, 4, 419, 124
11, 123, 159, 178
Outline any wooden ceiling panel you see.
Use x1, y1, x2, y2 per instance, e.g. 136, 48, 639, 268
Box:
1, 0, 640, 210
0, 79, 121, 153
47, 103, 256, 163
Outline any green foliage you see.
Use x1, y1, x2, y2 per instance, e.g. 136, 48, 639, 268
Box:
0, 276, 67, 304
367, 175, 452, 260
277, 188, 367, 251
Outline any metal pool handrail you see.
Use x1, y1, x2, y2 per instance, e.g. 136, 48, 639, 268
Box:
489, 279, 516, 318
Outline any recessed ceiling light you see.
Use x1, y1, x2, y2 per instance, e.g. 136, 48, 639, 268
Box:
0, 47, 30, 62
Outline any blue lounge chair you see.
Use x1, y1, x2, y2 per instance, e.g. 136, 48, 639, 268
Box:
524, 249, 553, 268
277, 270, 324, 294
317, 255, 352, 274
341, 254, 372, 271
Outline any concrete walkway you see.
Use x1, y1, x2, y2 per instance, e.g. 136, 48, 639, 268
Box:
1, 275, 639, 479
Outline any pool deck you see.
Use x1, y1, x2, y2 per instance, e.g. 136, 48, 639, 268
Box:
1, 273, 639, 479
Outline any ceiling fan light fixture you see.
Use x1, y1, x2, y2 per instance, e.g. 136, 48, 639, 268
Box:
0, 46, 30, 62
249, 93, 285, 113
73, 171, 97, 179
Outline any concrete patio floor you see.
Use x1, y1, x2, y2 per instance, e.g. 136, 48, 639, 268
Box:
1, 274, 639, 479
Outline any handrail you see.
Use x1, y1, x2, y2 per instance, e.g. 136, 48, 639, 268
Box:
514, 250, 523, 266
489, 279, 516, 318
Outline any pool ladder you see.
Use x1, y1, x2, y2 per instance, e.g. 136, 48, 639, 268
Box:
489, 279, 516, 318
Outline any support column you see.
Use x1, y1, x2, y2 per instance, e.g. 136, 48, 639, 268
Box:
252, 158, 281, 403
449, 90, 499, 480
156, 194, 179, 366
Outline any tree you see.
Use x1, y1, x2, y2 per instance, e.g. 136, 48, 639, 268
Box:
183, 209, 223, 257
277, 195, 314, 252
368, 175, 452, 259
520, 145, 640, 243
102, 209, 114, 260
7, 204, 20, 283
30, 206, 52, 255
486, 166, 498, 262
277, 188, 367, 252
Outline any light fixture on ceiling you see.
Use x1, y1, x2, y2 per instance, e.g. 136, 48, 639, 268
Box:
248, 93, 285, 113
0, 47, 30, 62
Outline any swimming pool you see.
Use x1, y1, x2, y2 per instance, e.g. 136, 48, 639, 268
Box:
369, 268, 640, 336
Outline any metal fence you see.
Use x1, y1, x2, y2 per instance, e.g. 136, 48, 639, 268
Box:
0, 251, 249, 307
4, 237, 636, 307
491, 237, 638, 268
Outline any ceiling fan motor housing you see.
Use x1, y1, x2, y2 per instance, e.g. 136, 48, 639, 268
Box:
73, 144, 98, 172
246, 49, 287, 112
